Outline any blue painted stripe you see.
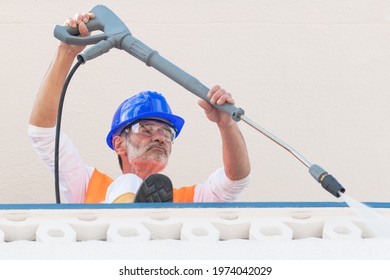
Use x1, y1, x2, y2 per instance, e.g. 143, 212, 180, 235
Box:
0, 201, 389, 210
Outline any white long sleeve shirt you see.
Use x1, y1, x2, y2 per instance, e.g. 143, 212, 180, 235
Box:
28, 124, 250, 203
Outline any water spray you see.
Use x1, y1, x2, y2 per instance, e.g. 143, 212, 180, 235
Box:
53, 5, 345, 201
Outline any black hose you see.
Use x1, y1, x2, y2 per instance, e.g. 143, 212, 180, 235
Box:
54, 57, 84, 203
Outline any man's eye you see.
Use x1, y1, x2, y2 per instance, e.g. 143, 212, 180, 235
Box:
161, 127, 173, 136
140, 124, 153, 134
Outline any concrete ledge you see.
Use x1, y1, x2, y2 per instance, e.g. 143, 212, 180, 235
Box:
0, 203, 389, 259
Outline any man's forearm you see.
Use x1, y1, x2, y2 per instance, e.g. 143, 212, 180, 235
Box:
29, 47, 76, 127
219, 122, 251, 181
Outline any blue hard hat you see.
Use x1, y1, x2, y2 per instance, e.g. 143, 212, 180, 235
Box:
106, 91, 185, 149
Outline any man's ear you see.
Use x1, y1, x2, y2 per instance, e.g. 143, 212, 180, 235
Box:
112, 135, 126, 155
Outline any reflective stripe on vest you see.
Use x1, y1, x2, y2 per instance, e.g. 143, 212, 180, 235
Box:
84, 168, 195, 203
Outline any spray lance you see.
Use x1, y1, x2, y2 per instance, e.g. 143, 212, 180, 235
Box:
53, 5, 345, 203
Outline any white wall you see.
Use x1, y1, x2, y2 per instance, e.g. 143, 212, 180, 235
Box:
1, 0, 390, 203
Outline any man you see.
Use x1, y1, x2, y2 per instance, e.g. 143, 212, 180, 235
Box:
28, 12, 251, 203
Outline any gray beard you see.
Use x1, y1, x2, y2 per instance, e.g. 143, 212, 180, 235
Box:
125, 140, 169, 173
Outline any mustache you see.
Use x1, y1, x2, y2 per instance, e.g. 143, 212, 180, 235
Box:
145, 142, 168, 155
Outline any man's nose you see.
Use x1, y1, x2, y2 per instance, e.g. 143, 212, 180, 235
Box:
152, 128, 167, 142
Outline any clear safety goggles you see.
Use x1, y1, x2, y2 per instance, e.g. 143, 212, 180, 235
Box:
122, 120, 176, 143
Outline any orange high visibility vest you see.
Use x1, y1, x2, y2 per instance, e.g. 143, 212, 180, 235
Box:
84, 169, 195, 203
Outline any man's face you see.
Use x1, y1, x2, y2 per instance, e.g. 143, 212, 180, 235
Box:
123, 120, 173, 172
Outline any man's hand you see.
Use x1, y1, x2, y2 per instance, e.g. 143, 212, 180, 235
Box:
60, 12, 95, 57
198, 85, 236, 128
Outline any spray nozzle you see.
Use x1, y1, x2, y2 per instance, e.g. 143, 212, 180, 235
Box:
320, 174, 345, 197
309, 164, 346, 197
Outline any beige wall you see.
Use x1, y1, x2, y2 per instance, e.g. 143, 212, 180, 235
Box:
1, 0, 390, 203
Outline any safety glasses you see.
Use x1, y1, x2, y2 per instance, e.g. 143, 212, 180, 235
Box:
123, 120, 176, 143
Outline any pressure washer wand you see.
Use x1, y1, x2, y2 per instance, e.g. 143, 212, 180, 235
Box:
53, 4, 345, 198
